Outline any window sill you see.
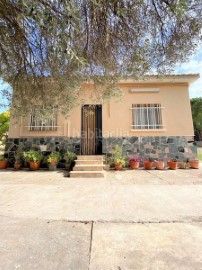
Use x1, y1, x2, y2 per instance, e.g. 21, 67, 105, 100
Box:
131, 129, 166, 132
25, 126, 60, 131
27, 130, 58, 132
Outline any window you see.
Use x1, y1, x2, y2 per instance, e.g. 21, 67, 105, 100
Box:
28, 107, 58, 131
132, 104, 163, 130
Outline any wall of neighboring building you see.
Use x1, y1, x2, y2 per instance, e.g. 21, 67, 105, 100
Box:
8, 81, 194, 138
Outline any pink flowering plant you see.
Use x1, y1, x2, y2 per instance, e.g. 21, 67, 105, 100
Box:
129, 156, 143, 162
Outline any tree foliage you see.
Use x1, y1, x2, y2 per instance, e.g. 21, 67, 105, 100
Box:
0, 111, 10, 139
191, 97, 202, 141
0, 0, 201, 117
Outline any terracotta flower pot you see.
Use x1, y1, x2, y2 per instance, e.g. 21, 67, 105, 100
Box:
50, 159, 57, 165
29, 161, 40, 171
167, 161, 178, 170
130, 160, 139, 169
178, 162, 187, 169
144, 161, 153, 170
115, 163, 123, 170
14, 162, 22, 170
155, 161, 165, 170
189, 160, 199, 169
48, 163, 57, 171
0, 160, 8, 169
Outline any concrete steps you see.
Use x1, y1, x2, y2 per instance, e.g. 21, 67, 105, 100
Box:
74, 165, 104, 171
76, 160, 103, 165
70, 171, 104, 178
76, 155, 104, 160
70, 155, 105, 178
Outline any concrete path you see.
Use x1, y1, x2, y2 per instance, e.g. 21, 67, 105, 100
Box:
0, 217, 90, 270
0, 168, 202, 269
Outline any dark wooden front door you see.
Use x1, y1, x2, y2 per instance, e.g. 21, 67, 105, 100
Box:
81, 105, 102, 155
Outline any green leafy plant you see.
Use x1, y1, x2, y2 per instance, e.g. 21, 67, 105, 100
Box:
198, 150, 202, 162
105, 155, 113, 165
24, 149, 43, 162
110, 145, 126, 167
0, 155, 7, 161
191, 97, 202, 141
64, 151, 77, 170
0, 111, 10, 140
47, 151, 60, 164
65, 151, 77, 164
14, 145, 24, 163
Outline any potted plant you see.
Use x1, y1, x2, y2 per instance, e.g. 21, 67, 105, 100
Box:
104, 154, 111, 170
24, 149, 43, 170
144, 157, 154, 170
47, 151, 60, 171
167, 158, 178, 170
178, 158, 189, 169
155, 159, 165, 170
114, 158, 126, 170
110, 145, 126, 170
65, 151, 77, 171
14, 145, 24, 170
0, 155, 8, 169
189, 159, 200, 169
129, 156, 142, 169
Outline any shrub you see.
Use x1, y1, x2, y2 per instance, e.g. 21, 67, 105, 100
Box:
47, 151, 60, 164
24, 149, 43, 162
64, 151, 77, 164
110, 145, 126, 167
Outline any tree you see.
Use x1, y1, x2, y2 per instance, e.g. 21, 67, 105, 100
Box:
191, 98, 202, 141
0, 111, 10, 140
0, 0, 201, 117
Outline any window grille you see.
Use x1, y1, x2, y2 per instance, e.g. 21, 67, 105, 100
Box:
132, 104, 164, 130
28, 108, 58, 131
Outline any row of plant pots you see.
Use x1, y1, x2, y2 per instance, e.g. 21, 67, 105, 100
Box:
0, 145, 200, 172
129, 159, 199, 170
107, 145, 200, 170
0, 149, 77, 171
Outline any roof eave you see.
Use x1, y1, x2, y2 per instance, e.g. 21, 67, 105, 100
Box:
119, 74, 200, 85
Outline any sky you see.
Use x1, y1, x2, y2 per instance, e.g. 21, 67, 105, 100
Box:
0, 80, 11, 113
175, 44, 202, 98
0, 45, 202, 113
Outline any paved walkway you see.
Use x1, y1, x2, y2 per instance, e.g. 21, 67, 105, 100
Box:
0, 168, 202, 269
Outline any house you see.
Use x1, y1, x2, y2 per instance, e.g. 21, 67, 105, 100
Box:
7, 74, 199, 167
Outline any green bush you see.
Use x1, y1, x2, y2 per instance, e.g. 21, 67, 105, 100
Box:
47, 151, 60, 164
0, 111, 10, 140
110, 145, 126, 167
24, 149, 43, 162
14, 145, 24, 163
0, 155, 7, 161
64, 151, 77, 164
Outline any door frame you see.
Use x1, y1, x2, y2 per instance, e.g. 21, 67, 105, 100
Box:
81, 104, 102, 155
